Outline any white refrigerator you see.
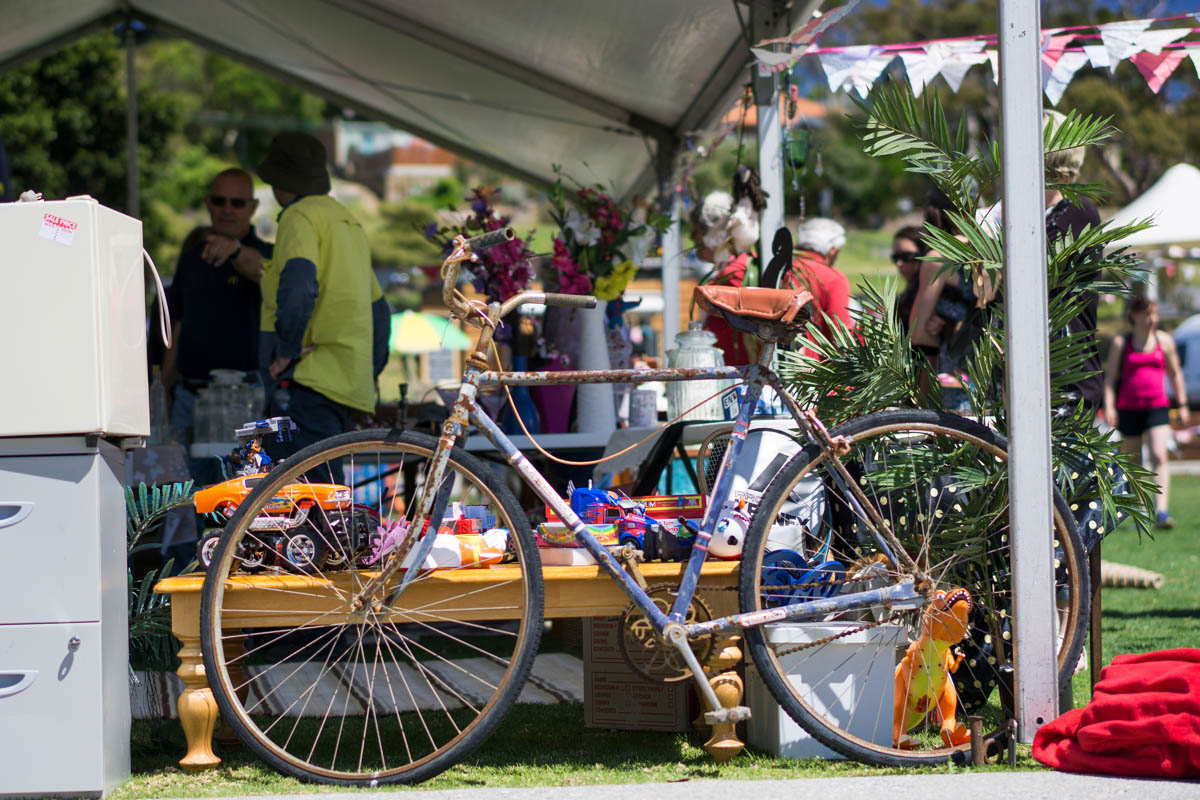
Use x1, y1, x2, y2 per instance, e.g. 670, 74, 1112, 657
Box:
0, 197, 145, 797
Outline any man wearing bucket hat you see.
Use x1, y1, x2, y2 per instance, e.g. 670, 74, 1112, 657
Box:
256, 132, 390, 458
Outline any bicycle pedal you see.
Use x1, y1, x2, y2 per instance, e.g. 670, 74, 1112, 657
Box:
704, 705, 751, 725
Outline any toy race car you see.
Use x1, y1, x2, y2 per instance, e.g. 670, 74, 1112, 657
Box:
195, 416, 380, 572
194, 472, 375, 572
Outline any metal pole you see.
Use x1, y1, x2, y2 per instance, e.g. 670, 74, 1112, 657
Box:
750, 1, 786, 261
997, 0, 1058, 742
658, 136, 682, 359
124, 23, 140, 219
661, 198, 682, 359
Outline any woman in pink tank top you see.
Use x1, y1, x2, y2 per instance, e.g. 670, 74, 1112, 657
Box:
1103, 298, 1189, 528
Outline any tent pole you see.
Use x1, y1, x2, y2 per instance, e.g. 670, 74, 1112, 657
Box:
124, 22, 140, 219
657, 136, 682, 359
997, 0, 1058, 742
750, 1, 787, 264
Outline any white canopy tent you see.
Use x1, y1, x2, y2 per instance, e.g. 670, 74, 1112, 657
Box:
0, 0, 818, 201
0, 0, 819, 358
1107, 163, 1200, 248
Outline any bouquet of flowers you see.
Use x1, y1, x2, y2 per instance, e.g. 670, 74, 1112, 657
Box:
424, 187, 535, 303
546, 170, 665, 300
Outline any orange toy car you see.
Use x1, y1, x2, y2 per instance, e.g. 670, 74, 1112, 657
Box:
194, 474, 362, 572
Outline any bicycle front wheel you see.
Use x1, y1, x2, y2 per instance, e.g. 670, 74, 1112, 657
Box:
200, 429, 544, 786
739, 409, 1087, 766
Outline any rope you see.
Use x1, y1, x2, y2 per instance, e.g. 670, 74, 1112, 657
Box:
489, 342, 743, 467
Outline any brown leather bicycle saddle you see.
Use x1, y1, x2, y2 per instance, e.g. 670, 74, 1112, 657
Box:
694, 285, 813, 342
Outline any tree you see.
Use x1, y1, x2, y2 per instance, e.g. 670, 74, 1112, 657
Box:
0, 34, 180, 209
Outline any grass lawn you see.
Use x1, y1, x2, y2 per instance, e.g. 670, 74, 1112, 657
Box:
1070, 472, 1200, 708
839, 229, 895, 294
115, 476, 1198, 797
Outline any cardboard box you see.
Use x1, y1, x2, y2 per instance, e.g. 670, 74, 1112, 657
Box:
583, 616, 691, 732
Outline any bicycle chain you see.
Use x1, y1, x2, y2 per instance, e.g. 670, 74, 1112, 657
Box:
693, 575, 913, 658
772, 611, 906, 658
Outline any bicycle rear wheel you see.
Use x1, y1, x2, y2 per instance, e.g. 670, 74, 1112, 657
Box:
739, 409, 1087, 766
200, 430, 543, 785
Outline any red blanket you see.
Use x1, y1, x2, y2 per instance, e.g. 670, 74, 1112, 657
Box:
1033, 648, 1200, 778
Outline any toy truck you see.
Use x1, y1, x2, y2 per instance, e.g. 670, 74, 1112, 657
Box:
541, 484, 704, 561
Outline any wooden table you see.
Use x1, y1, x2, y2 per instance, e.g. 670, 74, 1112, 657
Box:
154, 560, 743, 772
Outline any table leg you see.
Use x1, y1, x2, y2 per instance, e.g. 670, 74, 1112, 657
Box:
702, 635, 745, 763
171, 593, 221, 771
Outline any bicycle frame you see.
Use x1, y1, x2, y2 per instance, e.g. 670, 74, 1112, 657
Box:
353, 248, 928, 646
389, 338, 924, 644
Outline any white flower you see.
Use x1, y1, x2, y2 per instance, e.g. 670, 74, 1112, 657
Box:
565, 207, 600, 246
628, 227, 655, 264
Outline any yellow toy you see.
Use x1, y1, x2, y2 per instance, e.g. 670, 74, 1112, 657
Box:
893, 587, 973, 749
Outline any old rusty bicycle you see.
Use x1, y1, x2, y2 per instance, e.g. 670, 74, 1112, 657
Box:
199, 228, 1088, 784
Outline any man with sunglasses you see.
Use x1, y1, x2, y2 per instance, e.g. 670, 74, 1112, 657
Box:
162, 167, 273, 443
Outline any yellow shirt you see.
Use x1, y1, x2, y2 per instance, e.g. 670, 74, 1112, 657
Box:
263, 195, 382, 413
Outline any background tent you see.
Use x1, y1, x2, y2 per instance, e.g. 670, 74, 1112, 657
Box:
0, 0, 821, 201
1106, 163, 1200, 248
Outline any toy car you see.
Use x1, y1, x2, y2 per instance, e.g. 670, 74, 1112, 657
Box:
542, 484, 703, 561
195, 477, 357, 572
194, 416, 371, 573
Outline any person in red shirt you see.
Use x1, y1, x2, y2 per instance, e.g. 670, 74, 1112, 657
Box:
785, 217, 853, 341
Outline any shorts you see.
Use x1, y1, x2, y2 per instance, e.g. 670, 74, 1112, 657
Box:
1116, 406, 1170, 437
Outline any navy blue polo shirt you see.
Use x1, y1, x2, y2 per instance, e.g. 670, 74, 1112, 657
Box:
167, 228, 273, 383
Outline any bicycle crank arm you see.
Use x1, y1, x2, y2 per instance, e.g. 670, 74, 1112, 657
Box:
664, 623, 751, 724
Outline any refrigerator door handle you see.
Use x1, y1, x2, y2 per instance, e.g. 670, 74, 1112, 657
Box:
0, 670, 38, 698
0, 501, 33, 528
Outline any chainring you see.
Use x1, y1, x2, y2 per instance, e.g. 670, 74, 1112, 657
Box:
618, 584, 714, 683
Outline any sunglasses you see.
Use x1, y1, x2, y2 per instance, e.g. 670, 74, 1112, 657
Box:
891, 251, 920, 264
208, 195, 251, 209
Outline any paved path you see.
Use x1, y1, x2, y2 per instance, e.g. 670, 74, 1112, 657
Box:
165, 771, 1199, 800
1169, 459, 1200, 475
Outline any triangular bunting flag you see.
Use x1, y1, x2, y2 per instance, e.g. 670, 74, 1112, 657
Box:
1191, 48, 1200, 80
938, 41, 989, 92
1135, 28, 1191, 55
1130, 49, 1186, 93
901, 41, 957, 96
1041, 33, 1078, 89
756, 0, 861, 46
986, 50, 998, 85
1083, 45, 1110, 70
751, 47, 800, 68
819, 46, 895, 98
1099, 19, 1153, 73
1044, 52, 1089, 105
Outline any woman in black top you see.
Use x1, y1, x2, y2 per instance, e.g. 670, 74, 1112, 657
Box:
892, 224, 928, 333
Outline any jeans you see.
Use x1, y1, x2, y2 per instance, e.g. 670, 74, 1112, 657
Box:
265, 382, 353, 484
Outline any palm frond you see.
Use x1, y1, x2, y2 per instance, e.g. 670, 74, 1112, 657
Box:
793, 75, 1161, 540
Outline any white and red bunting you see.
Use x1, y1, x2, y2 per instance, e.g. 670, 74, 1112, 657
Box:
818, 45, 896, 98
898, 40, 989, 96
752, 13, 1200, 104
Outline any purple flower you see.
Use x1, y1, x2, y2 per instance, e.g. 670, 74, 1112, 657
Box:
472, 198, 490, 216
424, 221, 440, 240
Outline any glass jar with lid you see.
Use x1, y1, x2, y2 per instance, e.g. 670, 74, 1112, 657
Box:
665, 322, 736, 422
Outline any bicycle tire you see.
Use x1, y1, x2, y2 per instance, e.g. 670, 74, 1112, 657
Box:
739, 409, 1087, 767
200, 429, 544, 785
